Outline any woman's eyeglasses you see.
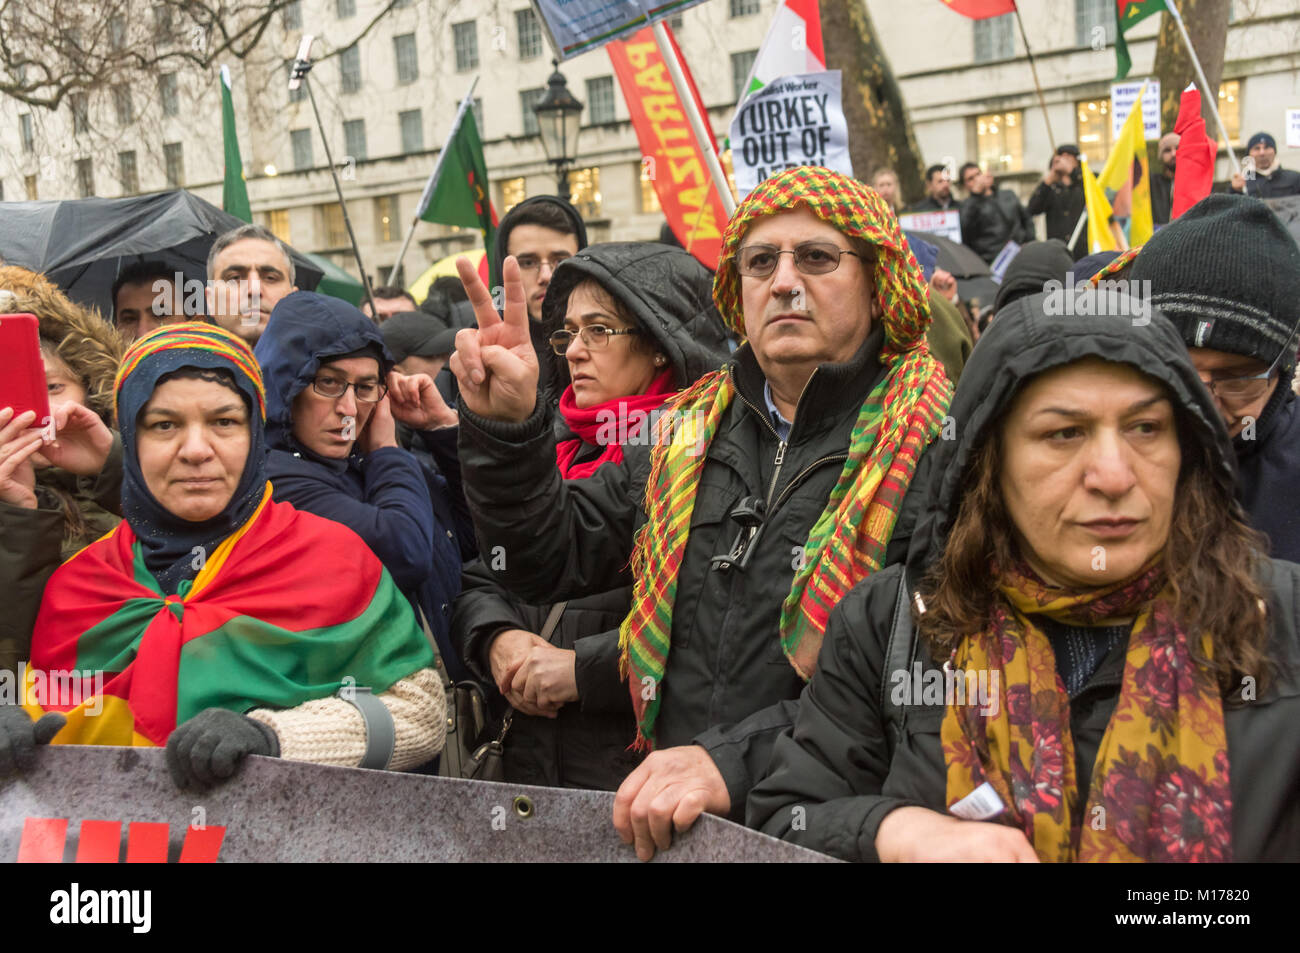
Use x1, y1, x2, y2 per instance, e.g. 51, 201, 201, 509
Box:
310, 375, 387, 403
734, 242, 861, 278
548, 325, 641, 355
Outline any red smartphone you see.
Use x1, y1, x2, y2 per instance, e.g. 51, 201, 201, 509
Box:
0, 313, 52, 430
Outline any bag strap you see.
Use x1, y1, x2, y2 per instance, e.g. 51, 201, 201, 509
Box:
539, 600, 568, 644
880, 568, 917, 750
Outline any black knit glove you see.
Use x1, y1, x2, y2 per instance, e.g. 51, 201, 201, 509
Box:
165, 707, 280, 790
0, 706, 66, 777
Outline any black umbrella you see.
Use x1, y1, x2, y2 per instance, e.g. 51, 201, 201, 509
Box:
0, 190, 323, 317
906, 229, 999, 306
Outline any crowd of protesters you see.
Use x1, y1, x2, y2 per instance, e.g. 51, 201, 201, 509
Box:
1, 126, 1299, 862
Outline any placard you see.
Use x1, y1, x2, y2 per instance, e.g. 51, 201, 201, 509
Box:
1111, 80, 1161, 141
899, 210, 962, 244
728, 71, 852, 194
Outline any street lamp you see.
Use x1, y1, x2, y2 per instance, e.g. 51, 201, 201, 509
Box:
533, 59, 584, 197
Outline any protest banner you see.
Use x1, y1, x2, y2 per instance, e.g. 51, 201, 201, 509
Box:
1287, 108, 1300, 149
531, 0, 708, 61
609, 27, 726, 269
1111, 80, 1161, 141
728, 71, 851, 194
0, 747, 831, 863
899, 210, 962, 244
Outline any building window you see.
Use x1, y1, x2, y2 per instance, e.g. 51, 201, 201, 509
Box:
394, 33, 419, 84
472, 97, 484, 134
25, 174, 38, 200
375, 195, 399, 243
76, 158, 95, 197
640, 162, 661, 214
108, 14, 127, 50
340, 46, 361, 94
400, 109, 424, 154
1218, 79, 1241, 146
1075, 98, 1112, 167
288, 63, 306, 103
453, 21, 479, 72
501, 176, 526, 213
153, 4, 174, 43
70, 92, 89, 135
20, 114, 34, 153
975, 110, 1023, 174
266, 208, 292, 244
282, 1, 302, 29
164, 142, 185, 187
343, 118, 367, 161
291, 128, 314, 170
159, 73, 179, 116
730, 0, 760, 17
1076, 0, 1116, 48
118, 151, 139, 193
974, 13, 1015, 63
113, 85, 133, 125
336, 0, 355, 17
667, 12, 684, 29
587, 76, 616, 124
320, 203, 348, 247
521, 87, 545, 136
516, 8, 542, 59
731, 50, 758, 102
568, 166, 601, 218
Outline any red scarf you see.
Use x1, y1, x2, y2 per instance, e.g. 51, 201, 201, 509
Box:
556, 369, 675, 479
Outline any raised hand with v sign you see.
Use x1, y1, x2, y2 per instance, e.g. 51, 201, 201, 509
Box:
449, 255, 539, 423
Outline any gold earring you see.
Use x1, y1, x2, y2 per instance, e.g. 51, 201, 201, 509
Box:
654, 355, 666, 365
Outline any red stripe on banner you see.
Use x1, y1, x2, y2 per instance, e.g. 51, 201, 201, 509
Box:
178, 825, 226, 863
125, 822, 170, 863
17, 817, 68, 863
75, 819, 123, 863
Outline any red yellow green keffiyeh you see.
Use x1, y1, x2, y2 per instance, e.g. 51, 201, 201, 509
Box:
942, 562, 1233, 862
618, 166, 953, 748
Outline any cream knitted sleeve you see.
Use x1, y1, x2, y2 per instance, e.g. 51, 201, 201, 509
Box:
246, 667, 447, 772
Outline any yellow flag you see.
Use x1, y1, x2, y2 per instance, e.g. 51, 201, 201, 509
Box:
1082, 158, 1118, 254
1099, 85, 1154, 246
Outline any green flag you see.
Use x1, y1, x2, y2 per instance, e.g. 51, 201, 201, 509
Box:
1114, 0, 1167, 79
418, 107, 498, 285
221, 65, 252, 222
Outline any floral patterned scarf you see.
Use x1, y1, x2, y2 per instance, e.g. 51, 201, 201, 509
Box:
941, 560, 1233, 862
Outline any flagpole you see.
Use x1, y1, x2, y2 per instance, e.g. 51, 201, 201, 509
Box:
1164, 0, 1241, 177
1067, 209, 1087, 251
292, 48, 378, 316
1011, 2, 1055, 152
389, 77, 480, 286
651, 22, 737, 218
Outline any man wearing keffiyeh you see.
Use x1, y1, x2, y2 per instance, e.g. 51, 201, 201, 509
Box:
452, 166, 952, 860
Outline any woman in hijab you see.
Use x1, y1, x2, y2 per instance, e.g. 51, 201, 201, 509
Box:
451, 242, 730, 789
748, 288, 1300, 862
1, 325, 444, 787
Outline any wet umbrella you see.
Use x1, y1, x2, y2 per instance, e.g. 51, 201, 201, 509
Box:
0, 190, 324, 317
906, 229, 1000, 306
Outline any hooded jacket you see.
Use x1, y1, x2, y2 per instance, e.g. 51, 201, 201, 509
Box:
255, 292, 475, 681
747, 292, 1300, 861
494, 195, 590, 404
960, 186, 1034, 264
0, 277, 125, 675
451, 243, 731, 790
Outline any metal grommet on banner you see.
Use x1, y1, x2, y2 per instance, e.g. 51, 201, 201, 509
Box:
513, 795, 534, 819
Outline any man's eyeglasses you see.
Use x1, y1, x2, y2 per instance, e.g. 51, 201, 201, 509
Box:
1202, 312, 1300, 408
548, 325, 641, 355
310, 374, 387, 403
734, 242, 861, 278
515, 254, 572, 273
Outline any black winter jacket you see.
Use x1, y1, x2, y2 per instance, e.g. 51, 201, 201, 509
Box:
748, 293, 1300, 861
451, 243, 732, 790
1233, 167, 1300, 200
1026, 176, 1085, 259
960, 188, 1034, 263
1234, 380, 1300, 564
457, 320, 933, 815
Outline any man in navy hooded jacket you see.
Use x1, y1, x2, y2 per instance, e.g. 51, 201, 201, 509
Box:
255, 291, 476, 680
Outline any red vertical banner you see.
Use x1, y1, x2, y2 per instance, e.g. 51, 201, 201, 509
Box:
179, 825, 227, 863
125, 821, 170, 863
75, 820, 123, 863
608, 26, 728, 271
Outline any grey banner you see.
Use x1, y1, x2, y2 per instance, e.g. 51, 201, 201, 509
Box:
1, 747, 832, 863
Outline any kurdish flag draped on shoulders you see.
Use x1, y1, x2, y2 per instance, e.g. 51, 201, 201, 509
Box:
24, 324, 431, 747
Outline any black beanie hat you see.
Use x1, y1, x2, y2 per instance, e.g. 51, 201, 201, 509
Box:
1127, 194, 1300, 367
